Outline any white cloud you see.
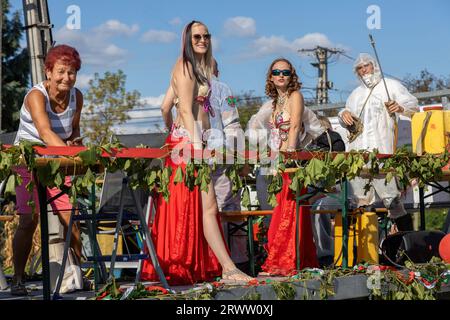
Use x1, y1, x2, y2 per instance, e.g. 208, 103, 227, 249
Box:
127, 108, 162, 119
94, 20, 139, 37
112, 121, 165, 134
141, 29, 177, 43
55, 26, 128, 67
140, 94, 165, 107
75, 73, 94, 89
169, 17, 182, 26
224, 17, 256, 37
111, 124, 151, 135
250, 36, 293, 56
245, 33, 343, 58
293, 33, 333, 51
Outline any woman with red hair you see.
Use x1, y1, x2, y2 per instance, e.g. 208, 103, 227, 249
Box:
11, 44, 84, 295
260, 58, 319, 276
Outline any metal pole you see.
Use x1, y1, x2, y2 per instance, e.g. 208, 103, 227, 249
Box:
22, 0, 53, 85
295, 187, 300, 270
248, 216, 255, 277
369, 34, 391, 101
1, 1, 3, 132
419, 186, 426, 231
37, 0, 53, 50
35, 171, 51, 300
23, 0, 43, 85
316, 47, 328, 105
342, 178, 348, 269
129, 180, 169, 289
368, 34, 398, 152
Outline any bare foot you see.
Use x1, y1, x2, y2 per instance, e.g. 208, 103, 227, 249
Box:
258, 272, 271, 277
221, 268, 254, 284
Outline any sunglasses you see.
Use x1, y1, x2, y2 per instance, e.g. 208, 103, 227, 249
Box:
192, 34, 211, 42
271, 69, 292, 77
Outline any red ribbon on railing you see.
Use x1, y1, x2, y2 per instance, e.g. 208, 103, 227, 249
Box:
2, 144, 394, 160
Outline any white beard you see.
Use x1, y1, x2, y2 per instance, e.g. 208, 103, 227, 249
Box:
361, 73, 381, 88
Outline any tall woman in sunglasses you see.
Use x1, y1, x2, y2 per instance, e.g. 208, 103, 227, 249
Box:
261, 58, 319, 276
141, 21, 253, 285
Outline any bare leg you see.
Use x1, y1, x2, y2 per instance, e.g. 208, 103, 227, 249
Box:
12, 214, 39, 282
201, 181, 253, 281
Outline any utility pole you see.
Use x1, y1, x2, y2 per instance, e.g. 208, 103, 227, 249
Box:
298, 46, 344, 105
22, 0, 53, 85
0, 3, 7, 291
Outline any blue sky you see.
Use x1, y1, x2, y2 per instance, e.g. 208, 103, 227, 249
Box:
9, 0, 450, 133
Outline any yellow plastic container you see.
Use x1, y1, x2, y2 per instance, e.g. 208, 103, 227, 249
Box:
334, 212, 379, 267
411, 109, 450, 154
97, 232, 123, 256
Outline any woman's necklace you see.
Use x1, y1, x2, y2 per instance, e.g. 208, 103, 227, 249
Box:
276, 92, 288, 109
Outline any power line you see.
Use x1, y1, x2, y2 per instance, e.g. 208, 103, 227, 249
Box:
298, 46, 345, 105
334, 52, 408, 85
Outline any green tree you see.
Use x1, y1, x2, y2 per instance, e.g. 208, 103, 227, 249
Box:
1, 0, 30, 132
236, 90, 265, 129
403, 69, 450, 105
82, 70, 142, 145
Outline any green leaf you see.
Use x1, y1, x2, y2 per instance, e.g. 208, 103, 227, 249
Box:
82, 168, 95, 189
200, 176, 209, 192
54, 172, 64, 188
5, 174, 17, 196
289, 175, 299, 192
147, 170, 157, 187
0, 153, 13, 171
268, 193, 278, 207
331, 153, 346, 167
48, 160, 60, 175
19, 140, 38, 168
395, 291, 405, 300
173, 166, 183, 184
385, 172, 393, 183
36, 162, 56, 187
78, 146, 99, 166
69, 185, 78, 205
241, 187, 251, 208
306, 158, 325, 179
123, 159, 131, 171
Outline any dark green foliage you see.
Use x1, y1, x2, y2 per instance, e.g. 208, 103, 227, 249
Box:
1, 0, 30, 132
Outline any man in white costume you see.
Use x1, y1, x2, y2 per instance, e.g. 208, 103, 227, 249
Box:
339, 53, 419, 231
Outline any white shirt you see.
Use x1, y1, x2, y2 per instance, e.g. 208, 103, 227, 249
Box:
339, 78, 418, 154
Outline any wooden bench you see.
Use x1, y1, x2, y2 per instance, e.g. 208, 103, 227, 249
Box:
220, 207, 389, 275
220, 210, 272, 276
0, 215, 14, 222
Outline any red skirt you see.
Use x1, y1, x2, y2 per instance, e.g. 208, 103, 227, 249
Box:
141, 134, 222, 285
261, 173, 318, 276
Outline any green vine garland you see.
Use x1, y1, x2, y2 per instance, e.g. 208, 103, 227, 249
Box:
1, 141, 449, 214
